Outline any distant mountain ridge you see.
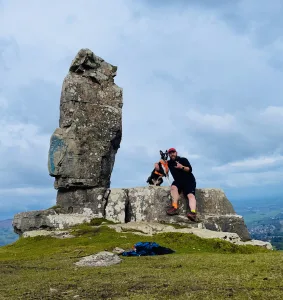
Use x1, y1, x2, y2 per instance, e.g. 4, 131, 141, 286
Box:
232, 198, 283, 250
0, 219, 18, 247
0, 219, 13, 228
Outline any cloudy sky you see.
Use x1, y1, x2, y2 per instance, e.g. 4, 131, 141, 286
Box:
0, 0, 283, 219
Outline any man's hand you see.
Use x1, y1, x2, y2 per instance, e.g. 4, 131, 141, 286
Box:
175, 162, 184, 169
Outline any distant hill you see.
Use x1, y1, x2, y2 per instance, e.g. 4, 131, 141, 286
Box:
232, 198, 283, 250
0, 219, 13, 228
0, 219, 18, 246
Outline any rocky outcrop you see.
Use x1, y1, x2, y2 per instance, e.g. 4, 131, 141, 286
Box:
19, 222, 273, 250
13, 186, 251, 241
56, 187, 109, 215
106, 187, 251, 241
13, 207, 98, 234
23, 230, 75, 239
48, 48, 122, 190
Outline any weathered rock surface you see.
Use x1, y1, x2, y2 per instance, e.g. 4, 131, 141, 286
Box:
13, 209, 57, 235
105, 188, 127, 223
23, 230, 75, 239
56, 187, 109, 215
13, 186, 251, 242
13, 207, 98, 234
109, 222, 237, 243
48, 48, 122, 190
106, 186, 251, 241
75, 251, 122, 267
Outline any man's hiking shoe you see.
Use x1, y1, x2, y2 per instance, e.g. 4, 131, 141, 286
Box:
187, 212, 197, 222
166, 207, 179, 216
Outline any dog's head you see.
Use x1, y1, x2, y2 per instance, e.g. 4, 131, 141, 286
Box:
159, 150, 168, 161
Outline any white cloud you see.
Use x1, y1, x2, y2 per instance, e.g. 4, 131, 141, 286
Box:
220, 170, 283, 188
213, 155, 283, 172
0, 96, 7, 109
0, 121, 50, 172
185, 110, 236, 132
261, 106, 283, 118
172, 145, 201, 161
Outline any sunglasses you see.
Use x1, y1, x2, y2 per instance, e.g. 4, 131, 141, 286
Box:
169, 151, 176, 154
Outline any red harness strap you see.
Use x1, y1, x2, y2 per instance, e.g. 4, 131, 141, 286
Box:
154, 160, 169, 176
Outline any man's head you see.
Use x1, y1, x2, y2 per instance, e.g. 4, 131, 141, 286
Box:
168, 147, 177, 160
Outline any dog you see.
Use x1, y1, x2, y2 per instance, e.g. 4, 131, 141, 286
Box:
146, 150, 170, 186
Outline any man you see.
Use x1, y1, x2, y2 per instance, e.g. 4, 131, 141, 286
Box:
154, 147, 197, 221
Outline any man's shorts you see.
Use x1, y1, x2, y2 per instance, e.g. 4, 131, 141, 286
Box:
172, 180, 196, 196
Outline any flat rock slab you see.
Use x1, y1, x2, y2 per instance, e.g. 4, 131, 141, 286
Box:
13, 207, 99, 234
108, 222, 273, 249
109, 222, 241, 243
75, 251, 122, 267
23, 230, 75, 239
237, 239, 273, 250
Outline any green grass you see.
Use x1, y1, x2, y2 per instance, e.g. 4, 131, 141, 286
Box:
89, 217, 117, 226
0, 224, 282, 299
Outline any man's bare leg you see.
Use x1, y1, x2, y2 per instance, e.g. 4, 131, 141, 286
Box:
187, 193, 196, 212
166, 185, 180, 215
171, 185, 179, 209
187, 193, 197, 221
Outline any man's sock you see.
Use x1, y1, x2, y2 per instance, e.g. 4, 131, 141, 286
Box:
172, 202, 178, 209
191, 209, 196, 214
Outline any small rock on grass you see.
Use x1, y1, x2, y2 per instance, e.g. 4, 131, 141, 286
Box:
75, 251, 122, 267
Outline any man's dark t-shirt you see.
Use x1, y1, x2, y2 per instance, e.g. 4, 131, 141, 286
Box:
167, 156, 196, 184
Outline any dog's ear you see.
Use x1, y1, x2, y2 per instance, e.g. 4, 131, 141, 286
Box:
160, 150, 164, 155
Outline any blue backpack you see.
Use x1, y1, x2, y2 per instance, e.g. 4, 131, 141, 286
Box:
122, 242, 175, 256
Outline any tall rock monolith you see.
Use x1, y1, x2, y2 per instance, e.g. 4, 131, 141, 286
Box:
48, 49, 122, 191
46, 49, 122, 216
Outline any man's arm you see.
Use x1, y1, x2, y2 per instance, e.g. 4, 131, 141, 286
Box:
182, 165, 191, 172
175, 158, 192, 172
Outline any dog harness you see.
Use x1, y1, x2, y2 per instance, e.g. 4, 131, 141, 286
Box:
154, 160, 169, 177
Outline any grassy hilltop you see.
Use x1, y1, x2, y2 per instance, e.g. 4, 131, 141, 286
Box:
1, 220, 283, 300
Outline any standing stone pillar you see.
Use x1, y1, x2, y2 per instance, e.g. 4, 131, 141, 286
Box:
48, 49, 122, 214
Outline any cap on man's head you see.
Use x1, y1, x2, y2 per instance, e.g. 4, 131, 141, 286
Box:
168, 147, 176, 153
